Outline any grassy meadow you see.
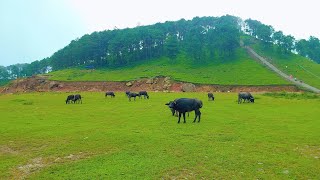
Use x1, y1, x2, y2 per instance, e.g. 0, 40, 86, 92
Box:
48, 49, 289, 86
0, 92, 319, 179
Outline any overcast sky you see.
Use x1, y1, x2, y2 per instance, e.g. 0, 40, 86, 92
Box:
1, 0, 320, 66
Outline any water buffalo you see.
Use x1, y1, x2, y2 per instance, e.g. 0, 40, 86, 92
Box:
139, 91, 149, 99
105, 91, 115, 98
127, 92, 140, 101
73, 94, 82, 104
125, 91, 130, 96
166, 98, 203, 123
165, 101, 189, 117
208, 93, 214, 101
66, 95, 74, 104
238, 92, 254, 104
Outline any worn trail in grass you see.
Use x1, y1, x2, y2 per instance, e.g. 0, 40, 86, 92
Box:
0, 92, 319, 179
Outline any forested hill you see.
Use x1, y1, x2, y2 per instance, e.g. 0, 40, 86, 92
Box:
1, 15, 320, 83
50, 15, 241, 70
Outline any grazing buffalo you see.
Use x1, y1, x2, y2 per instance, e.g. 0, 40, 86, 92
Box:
127, 92, 140, 101
238, 92, 254, 104
166, 98, 203, 123
165, 101, 178, 116
139, 91, 149, 99
125, 91, 130, 96
165, 101, 189, 117
105, 91, 115, 98
73, 94, 82, 104
66, 95, 75, 104
208, 93, 214, 101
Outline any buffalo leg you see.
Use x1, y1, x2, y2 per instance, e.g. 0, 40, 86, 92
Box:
197, 110, 201, 122
178, 112, 182, 123
183, 113, 186, 123
194, 109, 201, 123
171, 108, 175, 116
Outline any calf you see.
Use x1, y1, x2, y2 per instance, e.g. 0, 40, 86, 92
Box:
238, 92, 254, 104
139, 91, 149, 99
66, 95, 74, 104
73, 94, 82, 104
166, 98, 203, 123
105, 91, 115, 98
127, 92, 140, 101
208, 93, 214, 101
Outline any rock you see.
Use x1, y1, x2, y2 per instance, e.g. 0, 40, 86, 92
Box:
181, 83, 196, 92
164, 77, 171, 83
49, 81, 60, 89
163, 83, 172, 90
126, 82, 133, 87
37, 79, 46, 84
146, 78, 154, 84
153, 78, 158, 84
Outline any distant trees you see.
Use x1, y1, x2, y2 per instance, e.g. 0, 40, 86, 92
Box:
46, 15, 242, 69
296, 36, 320, 63
245, 19, 320, 63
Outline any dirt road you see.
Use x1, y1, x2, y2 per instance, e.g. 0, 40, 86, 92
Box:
246, 46, 320, 93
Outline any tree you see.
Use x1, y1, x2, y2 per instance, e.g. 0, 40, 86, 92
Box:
164, 34, 179, 60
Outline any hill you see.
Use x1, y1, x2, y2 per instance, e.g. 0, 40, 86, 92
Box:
48, 48, 289, 86
1, 15, 320, 91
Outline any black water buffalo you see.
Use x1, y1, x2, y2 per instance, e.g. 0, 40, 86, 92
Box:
127, 92, 140, 101
139, 91, 149, 99
165, 101, 178, 116
105, 91, 115, 98
238, 92, 254, 104
66, 95, 74, 104
208, 93, 214, 101
73, 94, 82, 104
166, 98, 203, 123
165, 101, 189, 117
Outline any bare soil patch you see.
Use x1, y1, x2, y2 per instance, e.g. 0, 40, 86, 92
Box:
1, 75, 301, 94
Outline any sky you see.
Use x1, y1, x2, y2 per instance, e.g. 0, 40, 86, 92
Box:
1, 0, 320, 66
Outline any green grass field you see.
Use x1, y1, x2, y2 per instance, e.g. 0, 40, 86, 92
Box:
48, 49, 289, 86
0, 92, 319, 179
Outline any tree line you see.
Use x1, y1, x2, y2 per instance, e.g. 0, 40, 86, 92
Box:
1, 15, 320, 83
244, 18, 320, 62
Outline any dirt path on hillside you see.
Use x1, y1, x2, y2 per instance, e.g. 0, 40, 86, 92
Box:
245, 46, 320, 93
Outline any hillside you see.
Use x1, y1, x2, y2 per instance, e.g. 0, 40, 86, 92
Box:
1, 15, 320, 91
48, 48, 289, 86
250, 43, 320, 89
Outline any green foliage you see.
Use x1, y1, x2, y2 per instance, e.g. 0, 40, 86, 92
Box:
0, 79, 10, 86
0, 92, 319, 179
164, 34, 179, 60
296, 36, 320, 63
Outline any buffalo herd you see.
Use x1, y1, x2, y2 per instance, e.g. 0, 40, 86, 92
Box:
65, 91, 255, 123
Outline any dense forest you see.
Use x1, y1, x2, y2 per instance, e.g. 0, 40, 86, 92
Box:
1, 15, 320, 84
